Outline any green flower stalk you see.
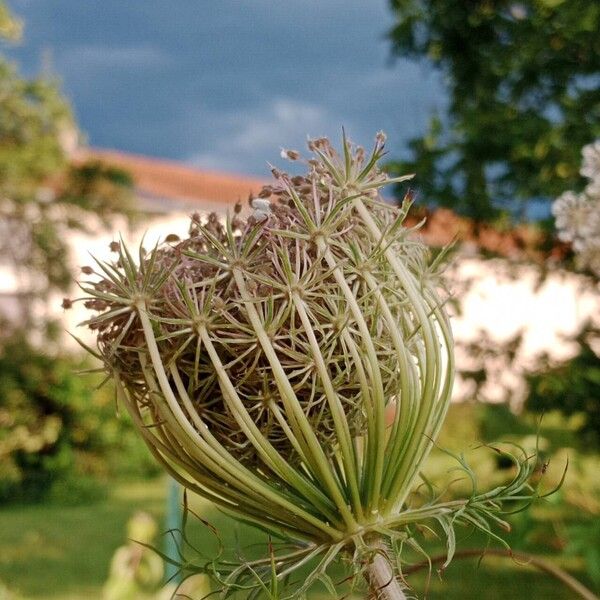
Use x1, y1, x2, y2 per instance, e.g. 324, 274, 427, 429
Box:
77, 133, 543, 599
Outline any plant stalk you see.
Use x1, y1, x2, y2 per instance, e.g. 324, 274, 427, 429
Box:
366, 548, 408, 600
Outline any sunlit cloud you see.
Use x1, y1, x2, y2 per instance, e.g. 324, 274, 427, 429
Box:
187, 98, 341, 174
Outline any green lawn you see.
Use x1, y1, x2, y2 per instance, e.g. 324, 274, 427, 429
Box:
0, 480, 166, 600
0, 475, 592, 599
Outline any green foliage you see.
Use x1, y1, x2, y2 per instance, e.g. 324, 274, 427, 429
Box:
387, 0, 600, 221
0, 1, 20, 41
472, 400, 600, 590
566, 519, 600, 587
0, 433, 592, 599
0, 336, 157, 505
0, 1, 136, 331
0, 60, 70, 197
525, 326, 600, 447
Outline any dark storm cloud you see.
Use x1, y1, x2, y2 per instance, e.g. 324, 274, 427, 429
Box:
7, 0, 443, 175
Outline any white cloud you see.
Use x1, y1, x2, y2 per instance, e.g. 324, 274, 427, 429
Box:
231, 99, 328, 151
186, 98, 343, 174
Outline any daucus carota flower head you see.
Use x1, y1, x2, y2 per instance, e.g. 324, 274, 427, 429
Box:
77, 133, 542, 597
554, 140, 600, 276
552, 191, 598, 247
81, 133, 451, 487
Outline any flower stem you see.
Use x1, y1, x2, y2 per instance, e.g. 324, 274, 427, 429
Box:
365, 543, 408, 600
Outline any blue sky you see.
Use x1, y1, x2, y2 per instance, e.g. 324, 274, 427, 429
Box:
6, 0, 443, 177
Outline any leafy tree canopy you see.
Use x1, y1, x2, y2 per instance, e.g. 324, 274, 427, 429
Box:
0, 1, 136, 334
0, 334, 158, 504
525, 325, 600, 448
387, 0, 600, 222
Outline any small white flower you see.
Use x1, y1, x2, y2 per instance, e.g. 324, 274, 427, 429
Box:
251, 198, 272, 222
509, 3, 528, 20
552, 190, 578, 217
280, 148, 300, 161
552, 191, 596, 241
36, 186, 56, 203
557, 228, 574, 243
576, 237, 600, 276
580, 140, 600, 184
585, 177, 600, 200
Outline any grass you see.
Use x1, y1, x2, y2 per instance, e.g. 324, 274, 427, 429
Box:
0, 403, 595, 599
0, 479, 166, 599
0, 477, 592, 599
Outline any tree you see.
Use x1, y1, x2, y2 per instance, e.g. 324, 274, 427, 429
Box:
525, 324, 600, 448
387, 0, 600, 222
0, 1, 136, 337
0, 336, 158, 504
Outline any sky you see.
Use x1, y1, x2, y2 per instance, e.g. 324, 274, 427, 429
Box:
6, 0, 443, 177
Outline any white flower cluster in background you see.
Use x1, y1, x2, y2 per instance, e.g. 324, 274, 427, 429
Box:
552, 140, 600, 276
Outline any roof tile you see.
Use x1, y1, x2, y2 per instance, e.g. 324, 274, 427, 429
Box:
74, 148, 266, 207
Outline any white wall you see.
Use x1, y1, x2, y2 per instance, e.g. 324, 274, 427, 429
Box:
48, 212, 600, 406
58, 211, 195, 346
449, 257, 599, 404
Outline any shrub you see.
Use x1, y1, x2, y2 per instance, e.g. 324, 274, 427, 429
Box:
0, 335, 157, 504
525, 326, 600, 449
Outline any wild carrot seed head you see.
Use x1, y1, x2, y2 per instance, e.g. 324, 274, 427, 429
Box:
81, 132, 445, 470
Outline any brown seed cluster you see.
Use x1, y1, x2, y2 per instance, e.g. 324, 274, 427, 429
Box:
80, 135, 438, 467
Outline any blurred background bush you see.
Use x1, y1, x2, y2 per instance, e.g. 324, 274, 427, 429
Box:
0, 335, 158, 506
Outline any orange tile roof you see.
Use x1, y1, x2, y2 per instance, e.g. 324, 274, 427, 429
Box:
72, 148, 565, 263
74, 148, 266, 208
405, 207, 567, 262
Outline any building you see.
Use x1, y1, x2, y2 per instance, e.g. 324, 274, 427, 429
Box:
35, 149, 600, 403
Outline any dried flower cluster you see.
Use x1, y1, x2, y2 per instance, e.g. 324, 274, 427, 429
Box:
79, 133, 452, 505
553, 140, 600, 276
75, 134, 542, 598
